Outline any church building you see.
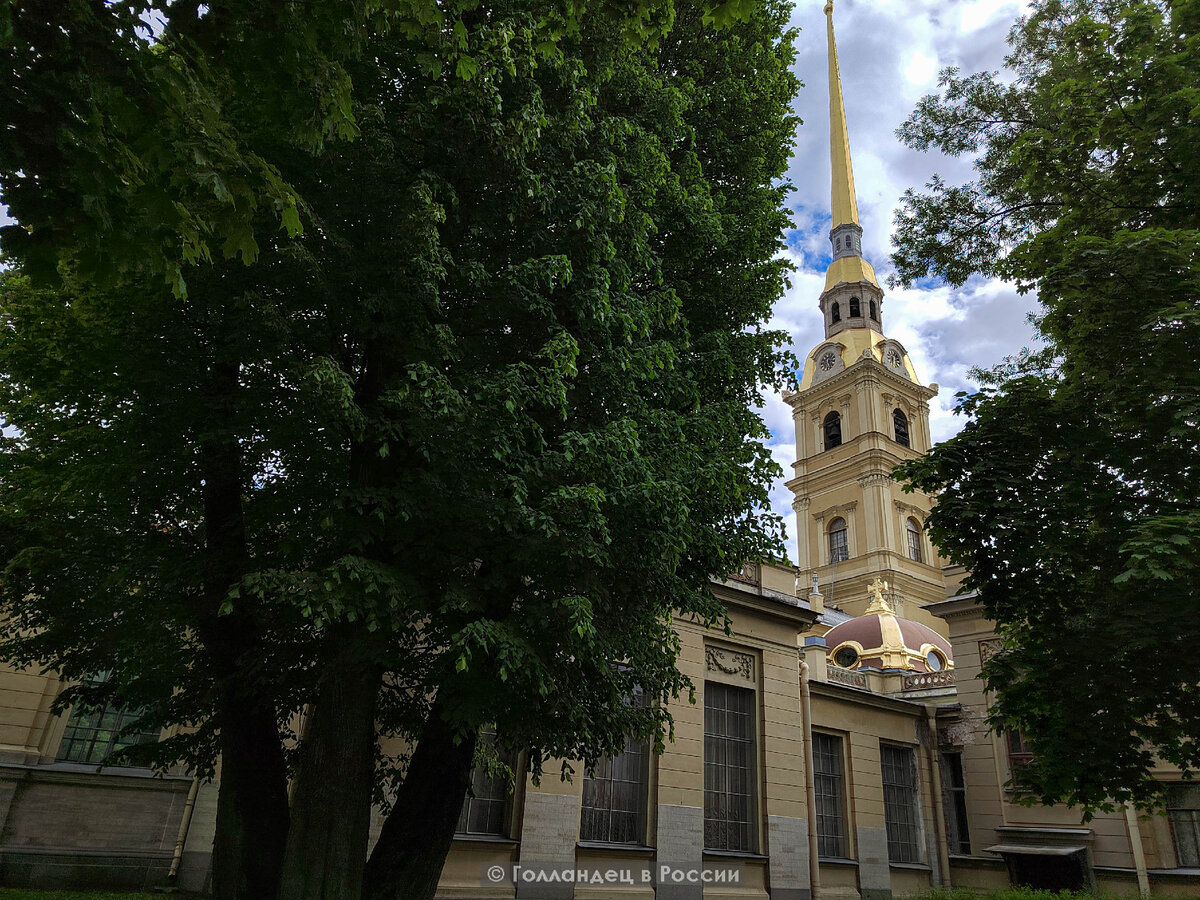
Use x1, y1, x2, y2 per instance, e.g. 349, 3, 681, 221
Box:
1, 3, 1199, 898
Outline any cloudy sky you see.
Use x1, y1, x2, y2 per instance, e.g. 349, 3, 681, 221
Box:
762, 0, 1044, 561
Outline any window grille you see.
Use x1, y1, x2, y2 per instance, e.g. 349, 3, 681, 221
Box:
581, 734, 649, 844
1168, 784, 1200, 867
849, 296, 861, 317
828, 518, 849, 564
941, 752, 971, 855
906, 518, 923, 563
457, 728, 513, 837
881, 744, 922, 863
814, 732, 848, 858
704, 682, 757, 852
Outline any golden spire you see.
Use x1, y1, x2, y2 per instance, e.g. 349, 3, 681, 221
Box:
826, 0, 860, 229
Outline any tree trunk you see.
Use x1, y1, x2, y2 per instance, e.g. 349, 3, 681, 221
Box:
363, 702, 478, 900
208, 666, 292, 900
199, 361, 291, 900
277, 632, 383, 900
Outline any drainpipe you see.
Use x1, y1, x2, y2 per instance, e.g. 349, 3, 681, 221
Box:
1124, 801, 1151, 898
925, 706, 952, 889
167, 776, 202, 887
800, 657, 821, 900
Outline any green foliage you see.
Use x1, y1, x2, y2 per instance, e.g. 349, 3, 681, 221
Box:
0, 0, 799, 834
893, 0, 1200, 811
909, 890, 1139, 900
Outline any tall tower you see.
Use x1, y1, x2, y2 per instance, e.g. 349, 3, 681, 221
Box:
784, 1, 945, 630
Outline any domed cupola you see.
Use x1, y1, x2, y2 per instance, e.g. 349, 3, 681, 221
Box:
825, 579, 953, 674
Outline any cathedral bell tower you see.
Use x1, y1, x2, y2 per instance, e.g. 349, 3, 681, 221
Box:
784, 1, 946, 631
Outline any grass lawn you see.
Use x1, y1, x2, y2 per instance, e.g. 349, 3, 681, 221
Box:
912, 891, 1200, 900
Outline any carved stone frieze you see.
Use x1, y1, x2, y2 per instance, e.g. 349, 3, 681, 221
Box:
978, 638, 1004, 665
705, 647, 755, 682
827, 666, 868, 689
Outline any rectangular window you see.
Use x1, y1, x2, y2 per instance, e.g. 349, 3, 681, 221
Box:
941, 752, 971, 855
580, 734, 649, 844
457, 729, 513, 837
704, 681, 757, 852
1167, 784, 1200, 867
57, 703, 159, 766
829, 527, 848, 564
813, 732, 848, 858
881, 743, 922, 864
907, 525, 923, 562
57, 675, 159, 766
1005, 730, 1034, 788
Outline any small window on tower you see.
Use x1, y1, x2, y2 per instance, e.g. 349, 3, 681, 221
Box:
849, 297, 861, 318
870, 300, 878, 320
835, 236, 842, 250
823, 411, 842, 450
831, 302, 841, 324
893, 409, 910, 447
828, 518, 849, 564
906, 518, 923, 563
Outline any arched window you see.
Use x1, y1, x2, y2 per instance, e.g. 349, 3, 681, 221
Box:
893, 408, 910, 448
828, 518, 849, 564
869, 300, 878, 320
835, 236, 842, 250
823, 411, 842, 450
849, 296, 861, 318
906, 517, 923, 563
831, 302, 841, 324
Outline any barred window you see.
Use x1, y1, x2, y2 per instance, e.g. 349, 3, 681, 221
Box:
57, 703, 159, 766
881, 744, 922, 864
814, 732, 848, 858
941, 752, 971, 855
457, 728, 514, 837
849, 296, 861, 318
828, 518, 849, 564
704, 682, 757, 852
1168, 784, 1200, 867
581, 734, 649, 844
906, 518, 923, 563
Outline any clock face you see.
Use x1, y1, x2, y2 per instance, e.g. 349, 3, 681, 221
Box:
819, 350, 839, 371
886, 349, 904, 370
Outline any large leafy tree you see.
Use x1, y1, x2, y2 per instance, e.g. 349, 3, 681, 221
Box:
271, 4, 800, 897
0, 1, 798, 898
891, 0, 1200, 811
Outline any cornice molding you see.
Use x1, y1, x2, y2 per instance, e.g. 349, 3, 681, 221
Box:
813, 500, 858, 520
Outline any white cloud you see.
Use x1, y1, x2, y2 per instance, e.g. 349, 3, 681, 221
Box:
763, 1, 1044, 563
903, 50, 939, 86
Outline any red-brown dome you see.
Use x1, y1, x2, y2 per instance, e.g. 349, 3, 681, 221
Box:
825, 598, 953, 674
